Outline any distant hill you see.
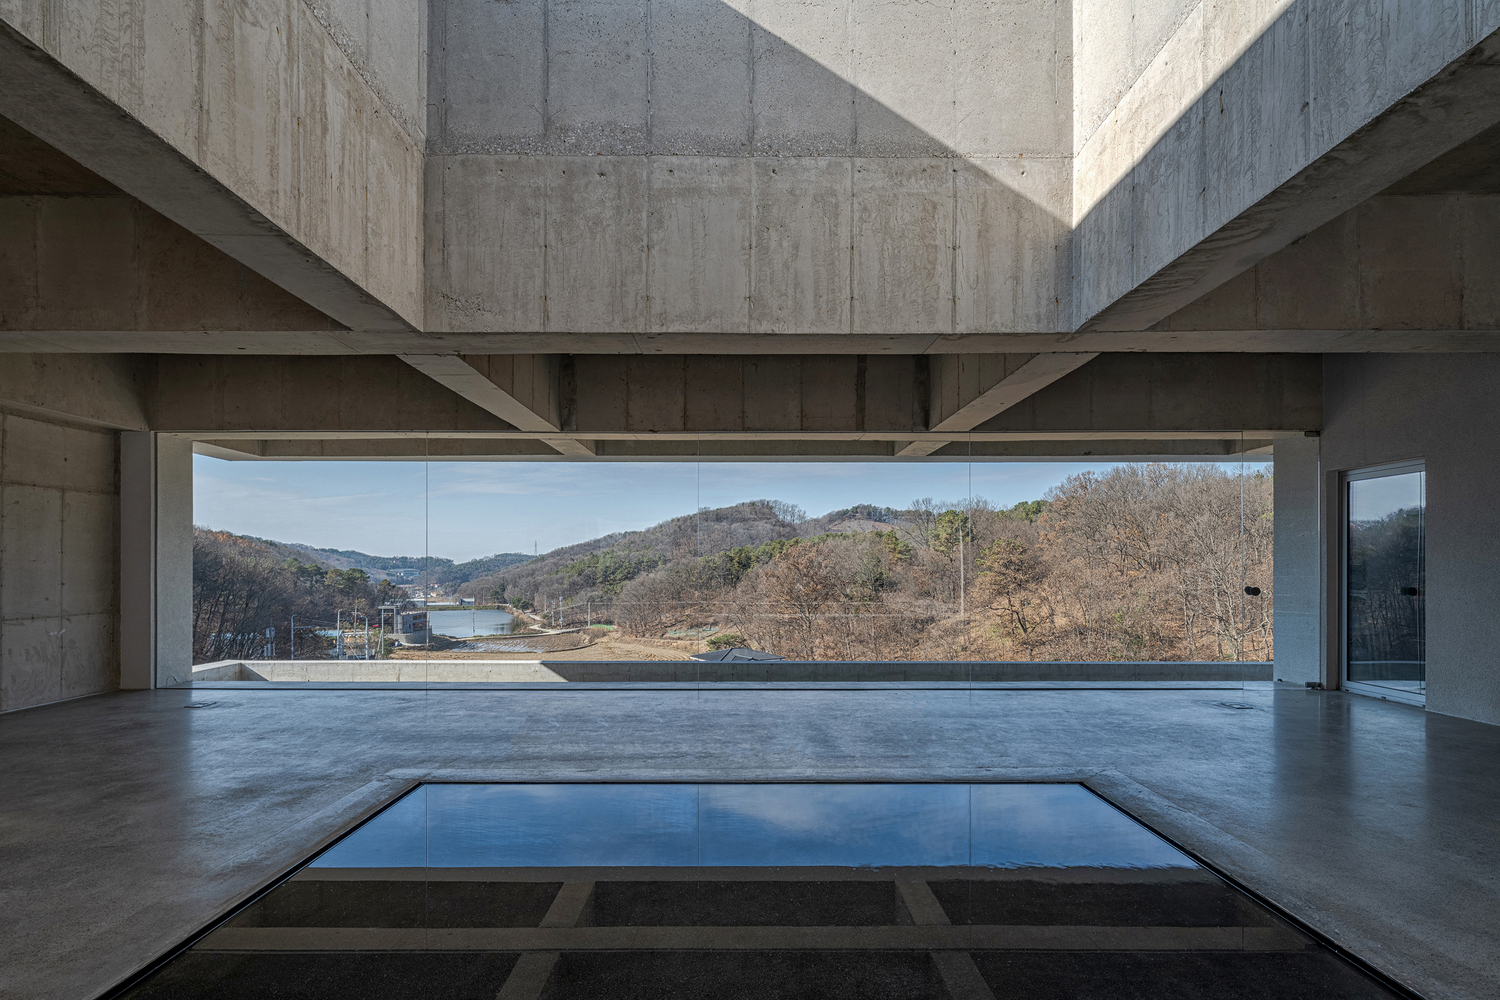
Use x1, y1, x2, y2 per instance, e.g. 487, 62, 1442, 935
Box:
453, 499, 931, 607
252, 539, 533, 586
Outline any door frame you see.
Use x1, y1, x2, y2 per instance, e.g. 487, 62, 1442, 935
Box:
1340, 459, 1426, 707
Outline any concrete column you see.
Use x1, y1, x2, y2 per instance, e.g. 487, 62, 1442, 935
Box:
1273, 434, 1323, 685
119, 434, 194, 688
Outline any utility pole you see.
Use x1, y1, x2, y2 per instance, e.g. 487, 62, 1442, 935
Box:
364, 615, 371, 659
289, 615, 296, 660
336, 609, 343, 660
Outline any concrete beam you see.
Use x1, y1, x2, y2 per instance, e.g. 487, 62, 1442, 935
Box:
11, 328, 1500, 355
148, 355, 519, 435
191, 433, 1281, 462
160, 353, 1317, 453
898, 353, 1097, 457
398, 355, 594, 455
0, 353, 148, 430
193, 438, 562, 461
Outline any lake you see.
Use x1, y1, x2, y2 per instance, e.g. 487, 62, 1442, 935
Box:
426, 608, 516, 637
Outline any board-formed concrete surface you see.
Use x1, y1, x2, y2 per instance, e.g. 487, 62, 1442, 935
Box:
0, 412, 119, 713
1, 686, 1496, 999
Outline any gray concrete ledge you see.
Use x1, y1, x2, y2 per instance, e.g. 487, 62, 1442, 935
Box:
185, 659, 1274, 684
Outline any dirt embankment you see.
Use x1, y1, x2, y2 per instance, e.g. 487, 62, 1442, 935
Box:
389, 629, 695, 661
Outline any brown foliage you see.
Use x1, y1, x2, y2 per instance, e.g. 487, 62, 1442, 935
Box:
607, 463, 1274, 663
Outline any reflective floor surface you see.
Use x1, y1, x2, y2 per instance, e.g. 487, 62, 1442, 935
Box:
120, 783, 1401, 999
5, 686, 1497, 1000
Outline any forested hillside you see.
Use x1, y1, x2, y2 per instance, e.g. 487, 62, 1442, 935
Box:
192, 531, 409, 662
277, 542, 531, 586
461, 463, 1274, 662
196, 463, 1273, 663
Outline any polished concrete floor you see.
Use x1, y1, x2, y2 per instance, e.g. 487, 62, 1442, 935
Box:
1, 685, 1496, 1000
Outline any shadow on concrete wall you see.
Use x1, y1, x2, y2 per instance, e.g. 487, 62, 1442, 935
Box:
423, 0, 1073, 336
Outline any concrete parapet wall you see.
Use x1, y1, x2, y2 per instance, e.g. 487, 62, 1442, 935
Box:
189, 659, 1273, 684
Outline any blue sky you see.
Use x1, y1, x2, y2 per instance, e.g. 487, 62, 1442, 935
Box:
194, 455, 1270, 562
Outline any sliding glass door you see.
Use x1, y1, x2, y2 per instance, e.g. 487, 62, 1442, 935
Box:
1345, 463, 1426, 705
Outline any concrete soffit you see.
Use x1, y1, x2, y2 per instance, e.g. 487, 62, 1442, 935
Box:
1080, 16, 1500, 334
0, 21, 417, 335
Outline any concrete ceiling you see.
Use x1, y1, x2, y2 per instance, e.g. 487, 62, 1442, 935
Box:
0, 113, 116, 196
1382, 119, 1500, 196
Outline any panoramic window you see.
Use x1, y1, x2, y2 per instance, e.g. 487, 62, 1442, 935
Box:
189, 457, 1274, 683
1345, 465, 1427, 703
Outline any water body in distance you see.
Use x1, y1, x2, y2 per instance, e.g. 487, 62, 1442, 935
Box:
424, 609, 514, 638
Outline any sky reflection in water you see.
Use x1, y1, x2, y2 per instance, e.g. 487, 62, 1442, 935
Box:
312, 783, 1195, 870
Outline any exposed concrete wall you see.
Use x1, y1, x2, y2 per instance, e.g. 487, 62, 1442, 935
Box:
1272, 433, 1320, 685
0, 0, 425, 326
307, 0, 428, 143
1073, 0, 1204, 154
0, 410, 118, 712
1322, 353, 1500, 725
1074, 0, 1500, 330
1156, 194, 1500, 333
0, 195, 340, 334
424, 0, 1073, 337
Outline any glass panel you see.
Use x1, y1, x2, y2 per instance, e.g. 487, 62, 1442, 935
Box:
1347, 470, 1426, 697
189, 458, 1272, 685
189, 456, 430, 687
122, 783, 1401, 1000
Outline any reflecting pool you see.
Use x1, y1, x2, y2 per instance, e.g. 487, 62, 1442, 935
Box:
121, 783, 1402, 1000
